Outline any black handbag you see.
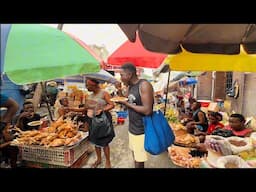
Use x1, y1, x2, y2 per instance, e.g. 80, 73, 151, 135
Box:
212, 128, 234, 137
89, 111, 115, 146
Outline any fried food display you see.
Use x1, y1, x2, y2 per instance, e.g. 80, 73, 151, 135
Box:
27, 121, 42, 126
168, 145, 201, 168
110, 96, 128, 102
171, 124, 199, 147
11, 119, 85, 147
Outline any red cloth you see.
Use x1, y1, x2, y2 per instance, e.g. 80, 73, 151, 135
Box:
86, 79, 97, 86
207, 122, 224, 134
224, 125, 253, 137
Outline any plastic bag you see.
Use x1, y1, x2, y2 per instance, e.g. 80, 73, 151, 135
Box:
216, 155, 250, 168
249, 117, 256, 131
250, 132, 256, 148
226, 136, 253, 154
144, 110, 175, 155
204, 135, 232, 156
89, 111, 115, 146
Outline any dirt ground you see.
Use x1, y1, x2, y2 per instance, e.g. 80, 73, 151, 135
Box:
82, 119, 180, 168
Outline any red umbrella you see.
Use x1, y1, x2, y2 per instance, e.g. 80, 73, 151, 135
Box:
107, 35, 167, 68
65, 32, 106, 69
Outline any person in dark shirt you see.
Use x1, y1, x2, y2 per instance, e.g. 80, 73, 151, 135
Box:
46, 81, 58, 106
117, 63, 154, 168
0, 93, 19, 132
16, 101, 41, 131
0, 94, 19, 168
186, 101, 208, 134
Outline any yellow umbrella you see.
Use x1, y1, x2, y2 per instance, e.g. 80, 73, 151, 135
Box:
165, 46, 256, 72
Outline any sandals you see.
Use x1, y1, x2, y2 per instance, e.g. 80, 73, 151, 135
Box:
91, 161, 102, 168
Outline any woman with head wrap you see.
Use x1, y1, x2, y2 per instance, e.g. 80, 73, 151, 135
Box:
85, 78, 115, 168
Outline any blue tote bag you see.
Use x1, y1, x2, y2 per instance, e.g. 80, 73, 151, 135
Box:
143, 110, 175, 155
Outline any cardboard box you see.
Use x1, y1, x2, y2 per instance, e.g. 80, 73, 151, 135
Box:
207, 102, 219, 112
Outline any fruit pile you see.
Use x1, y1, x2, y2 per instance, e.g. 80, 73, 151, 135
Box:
165, 108, 179, 123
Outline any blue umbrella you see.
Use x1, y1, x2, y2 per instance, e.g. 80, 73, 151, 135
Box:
0, 24, 11, 73
179, 77, 197, 86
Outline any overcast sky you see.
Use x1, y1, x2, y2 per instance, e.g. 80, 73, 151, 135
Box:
43, 24, 153, 75
43, 24, 128, 54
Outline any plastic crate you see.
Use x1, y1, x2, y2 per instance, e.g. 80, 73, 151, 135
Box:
116, 111, 128, 118
19, 135, 89, 167
22, 151, 91, 168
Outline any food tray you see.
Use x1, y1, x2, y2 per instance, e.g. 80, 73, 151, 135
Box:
18, 132, 89, 167
173, 141, 197, 148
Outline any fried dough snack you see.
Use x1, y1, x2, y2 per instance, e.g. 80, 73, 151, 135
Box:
169, 146, 201, 168
12, 119, 82, 147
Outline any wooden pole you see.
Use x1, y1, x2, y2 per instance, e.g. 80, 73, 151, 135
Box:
40, 82, 53, 121
164, 67, 171, 116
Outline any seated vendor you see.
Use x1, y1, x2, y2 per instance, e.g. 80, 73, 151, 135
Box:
223, 113, 253, 137
0, 125, 19, 168
193, 111, 224, 143
207, 111, 224, 134
16, 101, 41, 131
186, 101, 208, 134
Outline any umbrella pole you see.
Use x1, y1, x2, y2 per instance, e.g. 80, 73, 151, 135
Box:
57, 24, 64, 30
164, 67, 171, 115
40, 82, 54, 122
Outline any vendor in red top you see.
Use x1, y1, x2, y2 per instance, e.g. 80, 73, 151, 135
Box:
224, 113, 253, 137
207, 111, 224, 134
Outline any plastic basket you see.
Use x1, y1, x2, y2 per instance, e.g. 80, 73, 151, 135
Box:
19, 136, 89, 167
198, 100, 211, 107
116, 111, 128, 118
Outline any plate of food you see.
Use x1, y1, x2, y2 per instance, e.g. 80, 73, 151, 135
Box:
110, 96, 128, 102
168, 145, 201, 168
27, 120, 43, 126
173, 130, 200, 147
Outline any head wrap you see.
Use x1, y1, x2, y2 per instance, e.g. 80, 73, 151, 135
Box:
86, 78, 98, 86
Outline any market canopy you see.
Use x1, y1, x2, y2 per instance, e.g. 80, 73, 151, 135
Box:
118, 24, 256, 72
165, 47, 256, 72
153, 62, 203, 77
118, 24, 256, 55
1, 24, 101, 85
107, 34, 167, 68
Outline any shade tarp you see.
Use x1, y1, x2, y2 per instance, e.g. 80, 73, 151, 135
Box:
165, 47, 256, 72
118, 24, 256, 55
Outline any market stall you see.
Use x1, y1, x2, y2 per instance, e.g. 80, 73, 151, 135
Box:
11, 119, 92, 168
167, 119, 256, 168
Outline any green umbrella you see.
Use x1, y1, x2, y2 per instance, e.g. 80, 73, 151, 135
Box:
2, 24, 100, 85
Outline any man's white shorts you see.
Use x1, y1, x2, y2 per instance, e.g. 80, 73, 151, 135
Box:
128, 132, 148, 162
